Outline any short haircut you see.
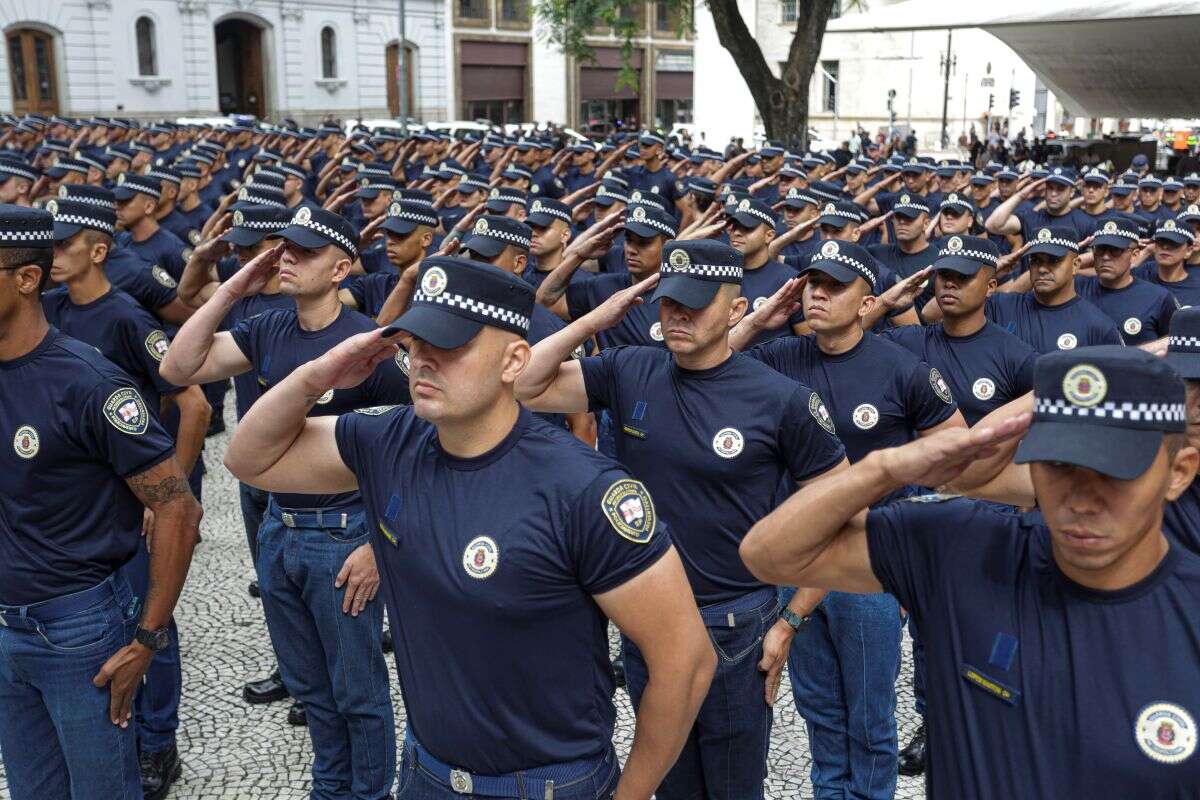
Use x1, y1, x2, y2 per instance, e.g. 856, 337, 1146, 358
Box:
0, 246, 53, 293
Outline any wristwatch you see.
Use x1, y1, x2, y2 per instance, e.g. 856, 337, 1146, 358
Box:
779, 608, 810, 632
134, 625, 171, 652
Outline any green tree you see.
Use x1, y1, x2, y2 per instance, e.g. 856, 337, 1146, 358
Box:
536, 0, 848, 147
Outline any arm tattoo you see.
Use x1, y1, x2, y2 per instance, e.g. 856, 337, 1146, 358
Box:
542, 275, 569, 304
127, 471, 193, 507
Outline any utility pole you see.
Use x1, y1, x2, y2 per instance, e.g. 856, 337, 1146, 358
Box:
397, 0, 408, 127
939, 29, 954, 149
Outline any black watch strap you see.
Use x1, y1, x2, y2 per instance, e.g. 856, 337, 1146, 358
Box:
135, 625, 170, 651
779, 608, 809, 631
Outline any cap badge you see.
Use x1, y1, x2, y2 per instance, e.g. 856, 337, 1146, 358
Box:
947, 236, 963, 252
57, 185, 68, 198
233, 210, 245, 226
462, 536, 500, 580
421, 265, 448, 297
1190, 205, 1200, 214
238, 187, 249, 200
1103, 220, 1118, 233
668, 248, 690, 270
473, 218, 489, 235
1054, 167, 1063, 175
388, 203, 402, 217
821, 240, 840, 258
948, 193, 958, 203
823, 203, 835, 215
900, 194, 910, 204
1037, 228, 1052, 241
906, 157, 917, 165
531, 200, 542, 213
632, 207, 647, 221
596, 186, 607, 197
1164, 220, 1177, 231
631, 190, 643, 201
787, 188, 799, 198
45, 199, 57, 215
1062, 363, 1107, 407
360, 177, 369, 188
738, 199, 751, 212
116, 173, 126, 185
292, 206, 311, 225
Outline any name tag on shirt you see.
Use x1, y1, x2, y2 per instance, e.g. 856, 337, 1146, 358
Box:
378, 493, 402, 548
961, 663, 1021, 706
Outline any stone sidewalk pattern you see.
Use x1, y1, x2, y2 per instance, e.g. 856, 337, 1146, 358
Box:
0, 408, 926, 799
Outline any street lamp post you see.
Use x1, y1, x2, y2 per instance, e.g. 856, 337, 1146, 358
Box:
397, 0, 408, 127
939, 29, 955, 149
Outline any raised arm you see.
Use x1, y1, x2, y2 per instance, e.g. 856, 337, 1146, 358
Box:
535, 214, 624, 320
985, 177, 1044, 235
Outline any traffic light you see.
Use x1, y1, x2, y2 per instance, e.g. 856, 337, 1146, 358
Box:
1009, 89, 1020, 109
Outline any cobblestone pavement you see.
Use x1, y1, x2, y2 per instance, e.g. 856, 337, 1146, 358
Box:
0, 405, 926, 799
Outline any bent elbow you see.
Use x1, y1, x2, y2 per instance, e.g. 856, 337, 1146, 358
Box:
739, 526, 772, 582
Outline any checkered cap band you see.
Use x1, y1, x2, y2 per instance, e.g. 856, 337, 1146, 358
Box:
1031, 235, 1079, 252
53, 211, 114, 235
0, 161, 37, 181
412, 290, 530, 333
0, 226, 52, 244
1034, 397, 1185, 424
78, 155, 107, 172
43, 142, 71, 154
238, 190, 284, 207
660, 261, 743, 281
811, 250, 877, 285
146, 169, 181, 185
595, 187, 628, 203
235, 216, 289, 232
894, 199, 928, 213
293, 215, 359, 260
489, 189, 525, 205
818, 206, 859, 221
473, 226, 531, 250
459, 177, 489, 192
735, 204, 776, 226
1158, 224, 1196, 242
388, 208, 439, 227
121, 180, 161, 199
1096, 225, 1139, 241
627, 212, 677, 238
357, 165, 392, 179
504, 167, 532, 180
360, 181, 395, 192
528, 202, 571, 224
1170, 335, 1200, 351
56, 161, 89, 175
277, 163, 306, 179
937, 246, 998, 265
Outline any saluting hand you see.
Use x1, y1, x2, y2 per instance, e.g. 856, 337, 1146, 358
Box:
583, 273, 660, 334
747, 276, 806, 331
877, 412, 1032, 490
307, 327, 404, 393
224, 241, 284, 299
336, 543, 380, 616
877, 266, 931, 310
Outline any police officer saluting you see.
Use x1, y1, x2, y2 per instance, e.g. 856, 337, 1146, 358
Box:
744, 346, 1200, 797
1076, 216, 1177, 345
0, 205, 202, 798
160, 205, 405, 798
223, 255, 716, 799
517, 240, 849, 799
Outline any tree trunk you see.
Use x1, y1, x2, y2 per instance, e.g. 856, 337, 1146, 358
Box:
706, 0, 836, 150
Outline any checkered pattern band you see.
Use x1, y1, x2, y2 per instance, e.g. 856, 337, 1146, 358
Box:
1169, 336, 1200, 351
818, 206, 859, 221
43, 142, 71, 154
528, 204, 571, 224
0, 162, 37, 181
1159, 226, 1197, 243
358, 166, 392, 179
146, 169, 181, 185
293, 217, 359, 260
813, 252, 877, 285
894, 200, 928, 213
360, 181, 394, 192
412, 290, 530, 332
236, 217, 289, 232
938, 247, 999, 265
595, 188, 628, 203
627, 213, 676, 237
389, 209, 438, 227
504, 167, 532, 180
735, 205, 776, 226
56, 162, 88, 175
660, 261, 744, 281
53, 212, 114, 235
1031, 235, 1079, 252
474, 228, 532, 250
124, 183, 161, 199
238, 190, 284, 207
65, 193, 116, 210
489, 190, 525, 205
0, 227, 52, 243
459, 178, 489, 192
1095, 227, 1138, 241
78, 155, 106, 172
1034, 397, 1185, 423
277, 164, 306, 179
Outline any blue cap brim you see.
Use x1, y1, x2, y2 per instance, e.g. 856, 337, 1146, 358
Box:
1156, 232, 1193, 245
728, 211, 768, 229
592, 196, 620, 207
1165, 350, 1200, 380
381, 218, 419, 236
524, 212, 558, 228
113, 187, 140, 201
816, 215, 853, 229
221, 227, 271, 247
625, 221, 666, 238
485, 199, 517, 212
933, 255, 988, 275
52, 221, 84, 241
1026, 243, 1074, 258
1091, 235, 1135, 249
1014, 420, 1161, 480
650, 274, 722, 310
1045, 177, 1075, 187
461, 235, 506, 258
800, 260, 868, 286
1111, 186, 1136, 196
356, 188, 384, 199
270, 225, 332, 251
892, 206, 927, 220
393, 303, 484, 350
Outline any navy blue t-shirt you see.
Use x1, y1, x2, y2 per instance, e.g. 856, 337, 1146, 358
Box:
741, 259, 805, 345
985, 293, 1123, 354
1015, 206, 1099, 241
161, 202, 212, 247
628, 166, 680, 213
119, 227, 188, 281
223, 291, 295, 419
745, 333, 957, 503
42, 287, 178, 411
335, 405, 670, 773
1074, 275, 1177, 345
869, 240, 940, 313
530, 165, 565, 200
0, 329, 176, 605
882, 321, 1037, 426
777, 229, 822, 264
105, 246, 178, 316
566, 272, 665, 350
345, 271, 399, 318
580, 347, 845, 603
1133, 263, 1200, 309
521, 262, 589, 294
869, 498, 1200, 798
229, 306, 410, 510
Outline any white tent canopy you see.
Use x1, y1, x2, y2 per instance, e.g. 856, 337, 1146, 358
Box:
827, 1, 1200, 118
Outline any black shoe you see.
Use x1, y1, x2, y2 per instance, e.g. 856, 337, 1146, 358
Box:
612, 657, 626, 689
248, 580, 260, 598
897, 722, 927, 776
206, 416, 226, 437
242, 669, 289, 704
139, 745, 181, 800
288, 700, 308, 726
382, 628, 393, 653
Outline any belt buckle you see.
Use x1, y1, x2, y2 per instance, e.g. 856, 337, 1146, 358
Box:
281, 512, 296, 528
449, 769, 472, 794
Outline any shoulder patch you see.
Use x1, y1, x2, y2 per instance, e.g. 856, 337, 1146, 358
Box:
354, 405, 398, 416
808, 392, 837, 435
102, 387, 150, 435
929, 367, 953, 404
601, 478, 657, 544
144, 330, 170, 362
151, 265, 177, 288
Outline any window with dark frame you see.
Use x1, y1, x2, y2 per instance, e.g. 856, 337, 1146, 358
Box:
136, 16, 157, 76
822, 59, 838, 113
458, 0, 489, 20
321, 26, 337, 79
500, 0, 529, 23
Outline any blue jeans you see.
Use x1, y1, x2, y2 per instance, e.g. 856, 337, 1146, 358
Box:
909, 616, 926, 717
118, 539, 182, 753
239, 481, 270, 566
394, 740, 619, 799
0, 576, 143, 799
624, 588, 776, 800
789, 591, 902, 800
258, 502, 396, 799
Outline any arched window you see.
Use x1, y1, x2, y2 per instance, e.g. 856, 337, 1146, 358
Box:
320, 26, 337, 79
136, 16, 157, 76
